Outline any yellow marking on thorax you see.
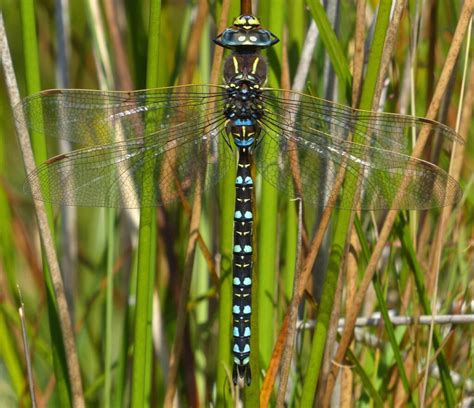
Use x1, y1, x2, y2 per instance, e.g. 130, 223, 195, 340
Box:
251, 57, 260, 74
233, 57, 239, 73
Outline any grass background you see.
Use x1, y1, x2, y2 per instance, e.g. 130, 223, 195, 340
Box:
0, 0, 473, 406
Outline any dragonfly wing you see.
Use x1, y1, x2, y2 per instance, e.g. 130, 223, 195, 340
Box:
15, 85, 227, 145
257, 93, 461, 210
26, 117, 233, 208
262, 89, 462, 155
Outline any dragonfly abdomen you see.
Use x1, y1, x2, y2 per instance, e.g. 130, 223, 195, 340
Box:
231, 147, 254, 386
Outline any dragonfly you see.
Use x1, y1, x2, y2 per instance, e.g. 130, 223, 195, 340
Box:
16, 12, 462, 387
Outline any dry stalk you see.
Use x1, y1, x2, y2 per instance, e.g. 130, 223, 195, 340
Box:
0, 13, 85, 408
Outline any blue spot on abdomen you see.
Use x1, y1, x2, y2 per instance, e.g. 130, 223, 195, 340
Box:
234, 118, 254, 126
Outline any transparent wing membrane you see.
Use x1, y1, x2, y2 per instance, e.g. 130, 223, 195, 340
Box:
26, 120, 232, 208
19, 85, 461, 210
263, 90, 462, 154
257, 90, 461, 210
19, 86, 232, 207
16, 85, 227, 145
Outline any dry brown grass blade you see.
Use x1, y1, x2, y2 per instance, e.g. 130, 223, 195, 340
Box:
275, 197, 303, 407
103, 0, 134, 90
260, 315, 289, 407
451, 58, 474, 183
241, 0, 253, 15
164, 174, 203, 406
210, 0, 231, 87
0, 13, 85, 408
324, 0, 473, 400
352, 0, 366, 107
179, 0, 209, 85
371, 0, 407, 110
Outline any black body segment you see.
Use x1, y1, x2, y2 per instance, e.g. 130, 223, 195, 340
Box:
231, 148, 254, 385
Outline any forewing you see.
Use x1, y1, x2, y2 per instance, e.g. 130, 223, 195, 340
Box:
26, 117, 233, 208
262, 90, 462, 155
15, 85, 227, 145
257, 91, 461, 210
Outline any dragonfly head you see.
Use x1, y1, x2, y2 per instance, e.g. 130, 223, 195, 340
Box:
214, 15, 279, 50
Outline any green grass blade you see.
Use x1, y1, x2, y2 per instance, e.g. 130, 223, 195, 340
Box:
255, 1, 285, 397
305, 0, 352, 94
103, 209, 115, 408
131, 1, 162, 406
345, 347, 384, 407
217, 148, 234, 403
0, 306, 26, 403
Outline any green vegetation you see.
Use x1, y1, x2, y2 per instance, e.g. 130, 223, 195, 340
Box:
0, 0, 472, 406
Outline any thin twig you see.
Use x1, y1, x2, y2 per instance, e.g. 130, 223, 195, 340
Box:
179, 0, 209, 85
18, 287, 37, 408
103, 0, 133, 90
292, 21, 318, 93
164, 176, 202, 405
0, 13, 85, 408
210, 0, 230, 87
298, 313, 474, 329
371, 0, 407, 111
275, 198, 303, 407
352, 0, 366, 107
241, 0, 252, 15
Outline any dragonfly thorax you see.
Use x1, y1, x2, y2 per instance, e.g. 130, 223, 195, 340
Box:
224, 81, 264, 123
223, 53, 267, 124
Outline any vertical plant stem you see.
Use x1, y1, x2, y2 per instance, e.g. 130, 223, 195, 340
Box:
256, 0, 284, 395
18, 0, 84, 405
18, 299, 36, 407
276, 198, 303, 406
241, 0, 252, 15
104, 209, 115, 408
164, 180, 202, 405
1, 12, 85, 407
131, 1, 161, 407
214, 0, 233, 404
